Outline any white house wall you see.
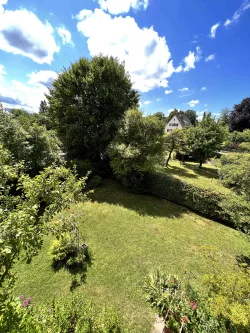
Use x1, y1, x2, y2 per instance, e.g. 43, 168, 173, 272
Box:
165, 116, 183, 133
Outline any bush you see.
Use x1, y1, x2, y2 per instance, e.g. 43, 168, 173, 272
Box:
145, 172, 232, 225
1, 295, 125, 333
87, 175, 102, 189
69, 159, 92, 177
238, 142, 250, 152
49, 234, 78, 263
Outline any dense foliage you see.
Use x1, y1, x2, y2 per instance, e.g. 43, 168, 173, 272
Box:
0, 109, 63, 174
145, 172, 231, 225
145, 271, 230, 332
164, 129, 188, 166
219, 153, 250, 233
187, 113, 226, 168
1, 294, 124, 333
229, 97, 250, 132
108, 109, 164, 191
46, 55, 139, 161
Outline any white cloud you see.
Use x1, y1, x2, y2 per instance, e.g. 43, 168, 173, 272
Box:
27, 70, 58, 87
179, 87, 189, 92
175, 65, 182, 73
204, 104, 208, 107
188, 100, 199, 107
57, 27, 74, 46
156, 98, 161, 101
168, 108, 174, 114
224, 0, 250, 27
144, 100, 151, 104
0, 7, 59, 64
76, 9, 176, 93
209, 22, 220, 38
98, 0, 149, 15
0, 64, 6, 76
205, 54, 215, 62
183, 46, 202, 72
165, 89, 173, 95
0, 0, 7, 15
201, 87, 207, 91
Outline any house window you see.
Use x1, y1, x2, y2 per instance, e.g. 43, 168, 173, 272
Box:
167, 129, 172, 132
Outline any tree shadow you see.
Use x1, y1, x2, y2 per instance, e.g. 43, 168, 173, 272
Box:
165, 165, 199, 179
183, 163, 219, 180
91, 180, 190, 219
51, 248, 92, 292
236, 254, 250, 269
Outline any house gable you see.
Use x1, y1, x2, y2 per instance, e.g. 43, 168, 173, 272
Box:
165, 116, 183, 133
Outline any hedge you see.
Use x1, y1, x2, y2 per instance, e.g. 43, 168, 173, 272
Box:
145, 172, 233, 226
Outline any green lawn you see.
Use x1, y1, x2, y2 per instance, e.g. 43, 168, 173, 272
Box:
15, 181, 249, 332
162, 159, 231, 193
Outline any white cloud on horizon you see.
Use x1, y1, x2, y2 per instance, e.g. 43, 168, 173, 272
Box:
76, 8, 176, 93
205, 54, 215, 62
209, 22, 220, 38
224, 0, 250, 27
0, 6, 59, 64
165, 89, 173, 94
188, 99, 199, 107
98, 0, 149, 15
57, 27, 74, 46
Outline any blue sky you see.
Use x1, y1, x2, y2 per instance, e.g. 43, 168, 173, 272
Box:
0, 0, 250, 117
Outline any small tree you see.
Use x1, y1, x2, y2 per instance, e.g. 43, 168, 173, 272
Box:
229, 97, 250, 132
187, 113, 226, 168
108, 109, 164, 190
164, 129, 187, 166
219, 107, 231, 127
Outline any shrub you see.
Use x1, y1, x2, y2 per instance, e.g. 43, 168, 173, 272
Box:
49, 234, 78, 263
87, 175, 102, 189
1, 295, 125, 333
238, 142, 250, 152
145, 270, 230, 332
145, 172, 232, 225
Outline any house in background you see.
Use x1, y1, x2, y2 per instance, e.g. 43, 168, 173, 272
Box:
165, 114, 192, 133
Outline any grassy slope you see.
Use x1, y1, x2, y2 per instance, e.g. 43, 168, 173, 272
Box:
162, 159, 231, 193
15, 181, 249, 332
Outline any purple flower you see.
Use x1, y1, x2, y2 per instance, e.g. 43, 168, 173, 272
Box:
19, 295, 24, 300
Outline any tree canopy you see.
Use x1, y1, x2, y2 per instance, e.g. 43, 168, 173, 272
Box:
229, 97, 250, 132
187, 113, 226, 168
46, 55, 139, 161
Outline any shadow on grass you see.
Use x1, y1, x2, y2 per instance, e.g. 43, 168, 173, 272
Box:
184, 163, 219, 180
90, 179, 190, 219
165, 165, 199, 179
51, 249, 92, 292
236, 254, 250, 269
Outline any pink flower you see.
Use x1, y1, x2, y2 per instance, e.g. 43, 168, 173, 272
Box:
190, 301, 197, 310
183, 316, 188, 323
170, 279, 174, 283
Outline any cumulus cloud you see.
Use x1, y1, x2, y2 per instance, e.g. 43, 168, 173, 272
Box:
165, 90, 173, 95
76, 9, 176, 92
183, 46, 202, 72
27, 70, 58, 88
224, 0, 250, 27
209, 23, 220, 38
144, 100, 151, 104
0, 68, 53, 112
201, 87, 207, 91
179, 87, 189, 92
204, 104, 208, 107
205, 54, 215, 62
0, 0, 7, 15
0, 6, 59, 64
188, 100, 199, 107
57, 27, 74, 46
98, 0, 149, 15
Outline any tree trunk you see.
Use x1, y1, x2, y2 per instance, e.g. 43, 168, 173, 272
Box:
199, 159, 203, 168
166, 149, 173, 166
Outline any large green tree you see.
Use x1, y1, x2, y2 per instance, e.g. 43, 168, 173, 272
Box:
184, 109, 197, 126
46, 56, 139, 161
108, 109, 164, 190
229, 97, 250, 132
187, 113, 226, 168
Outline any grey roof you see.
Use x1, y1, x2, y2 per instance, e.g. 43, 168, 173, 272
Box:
176, 114, 192, 127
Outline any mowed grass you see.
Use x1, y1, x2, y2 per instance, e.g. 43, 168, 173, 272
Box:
15, 181, 249, 332
162, 159, 231, 193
